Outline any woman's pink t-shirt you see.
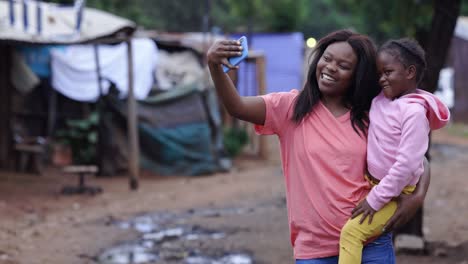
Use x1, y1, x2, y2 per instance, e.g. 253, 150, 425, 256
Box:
255, 90, 370, 259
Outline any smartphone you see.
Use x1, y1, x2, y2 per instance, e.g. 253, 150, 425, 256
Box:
223, 36, 248, 73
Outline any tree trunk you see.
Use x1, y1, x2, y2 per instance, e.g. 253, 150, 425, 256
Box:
419, 0, 461, 93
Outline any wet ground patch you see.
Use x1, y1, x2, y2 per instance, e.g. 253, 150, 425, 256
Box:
95, 204, 285, 264
431, 143, 468, 162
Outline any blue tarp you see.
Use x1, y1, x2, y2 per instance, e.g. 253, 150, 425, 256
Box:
232, 32, 304, 96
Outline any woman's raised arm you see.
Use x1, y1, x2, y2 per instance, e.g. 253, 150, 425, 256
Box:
207, 40, 266, 125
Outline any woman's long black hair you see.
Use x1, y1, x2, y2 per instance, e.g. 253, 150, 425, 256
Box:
293, 29, 381, 137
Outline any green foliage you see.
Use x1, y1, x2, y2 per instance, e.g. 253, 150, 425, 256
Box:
262, 0, 306, 32
462, 0, 468, 15
297, 0, 352, 39
212, 0, 306, 32
56, 112, 98, 165
133, 0, 207, 31
49, 1, 454, 46
333, 0, 434, 43
223, 127, 248, 157
66, 0, 440, 43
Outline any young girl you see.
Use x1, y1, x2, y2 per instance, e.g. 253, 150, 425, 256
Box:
338, 38, 450, 264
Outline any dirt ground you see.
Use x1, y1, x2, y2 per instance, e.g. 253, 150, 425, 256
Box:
1, 125, 468, 264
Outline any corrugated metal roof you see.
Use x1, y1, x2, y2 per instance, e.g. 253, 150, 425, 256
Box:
0, 0, 136, 45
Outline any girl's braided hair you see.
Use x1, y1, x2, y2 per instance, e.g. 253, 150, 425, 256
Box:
379, 38, 426, 85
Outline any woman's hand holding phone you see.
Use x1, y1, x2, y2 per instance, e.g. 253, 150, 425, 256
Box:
207, 36, 248, 73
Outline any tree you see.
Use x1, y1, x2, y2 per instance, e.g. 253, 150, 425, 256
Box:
330, 0, 461, 93
333, 0, 434, 43
419, 0, 461, 93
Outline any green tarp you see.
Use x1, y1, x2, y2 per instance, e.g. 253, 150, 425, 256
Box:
101, 83, 226, 176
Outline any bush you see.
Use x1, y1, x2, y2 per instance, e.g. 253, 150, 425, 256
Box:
55, 112, 98, 165
223, 127, 249, 157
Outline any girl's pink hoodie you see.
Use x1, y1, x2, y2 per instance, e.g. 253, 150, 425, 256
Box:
366, 89, 450, 211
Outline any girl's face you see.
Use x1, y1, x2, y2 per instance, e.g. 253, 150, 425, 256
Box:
377, 51, 414, 99
316, 42, 357, 98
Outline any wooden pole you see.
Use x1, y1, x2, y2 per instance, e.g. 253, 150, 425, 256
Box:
93, 44, 104, 175
255, 54, 268, 159
46, 84, 57, 137
93, 45, 104, 95
126, 39, 139, 190
0, 46, 12, 169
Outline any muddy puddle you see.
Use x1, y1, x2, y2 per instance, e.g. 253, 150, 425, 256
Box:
96, 206, 270, 264
431, 143, 468, 162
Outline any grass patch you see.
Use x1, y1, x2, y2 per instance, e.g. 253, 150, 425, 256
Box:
444, 123, 468, 138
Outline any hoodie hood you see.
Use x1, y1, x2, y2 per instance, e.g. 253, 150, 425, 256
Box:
401, 89, 450, 130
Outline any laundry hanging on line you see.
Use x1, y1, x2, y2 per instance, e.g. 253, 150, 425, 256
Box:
50, 38, 158, 102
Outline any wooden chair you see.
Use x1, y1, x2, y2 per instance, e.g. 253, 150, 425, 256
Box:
14, 136, 47, 175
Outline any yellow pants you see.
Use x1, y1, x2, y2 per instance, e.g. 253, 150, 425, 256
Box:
338, 175, 415, 264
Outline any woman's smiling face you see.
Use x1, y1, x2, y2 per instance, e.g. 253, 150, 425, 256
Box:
316, 41, 357, 98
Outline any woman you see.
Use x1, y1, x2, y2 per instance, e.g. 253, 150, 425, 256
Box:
207, 29, 429, 263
